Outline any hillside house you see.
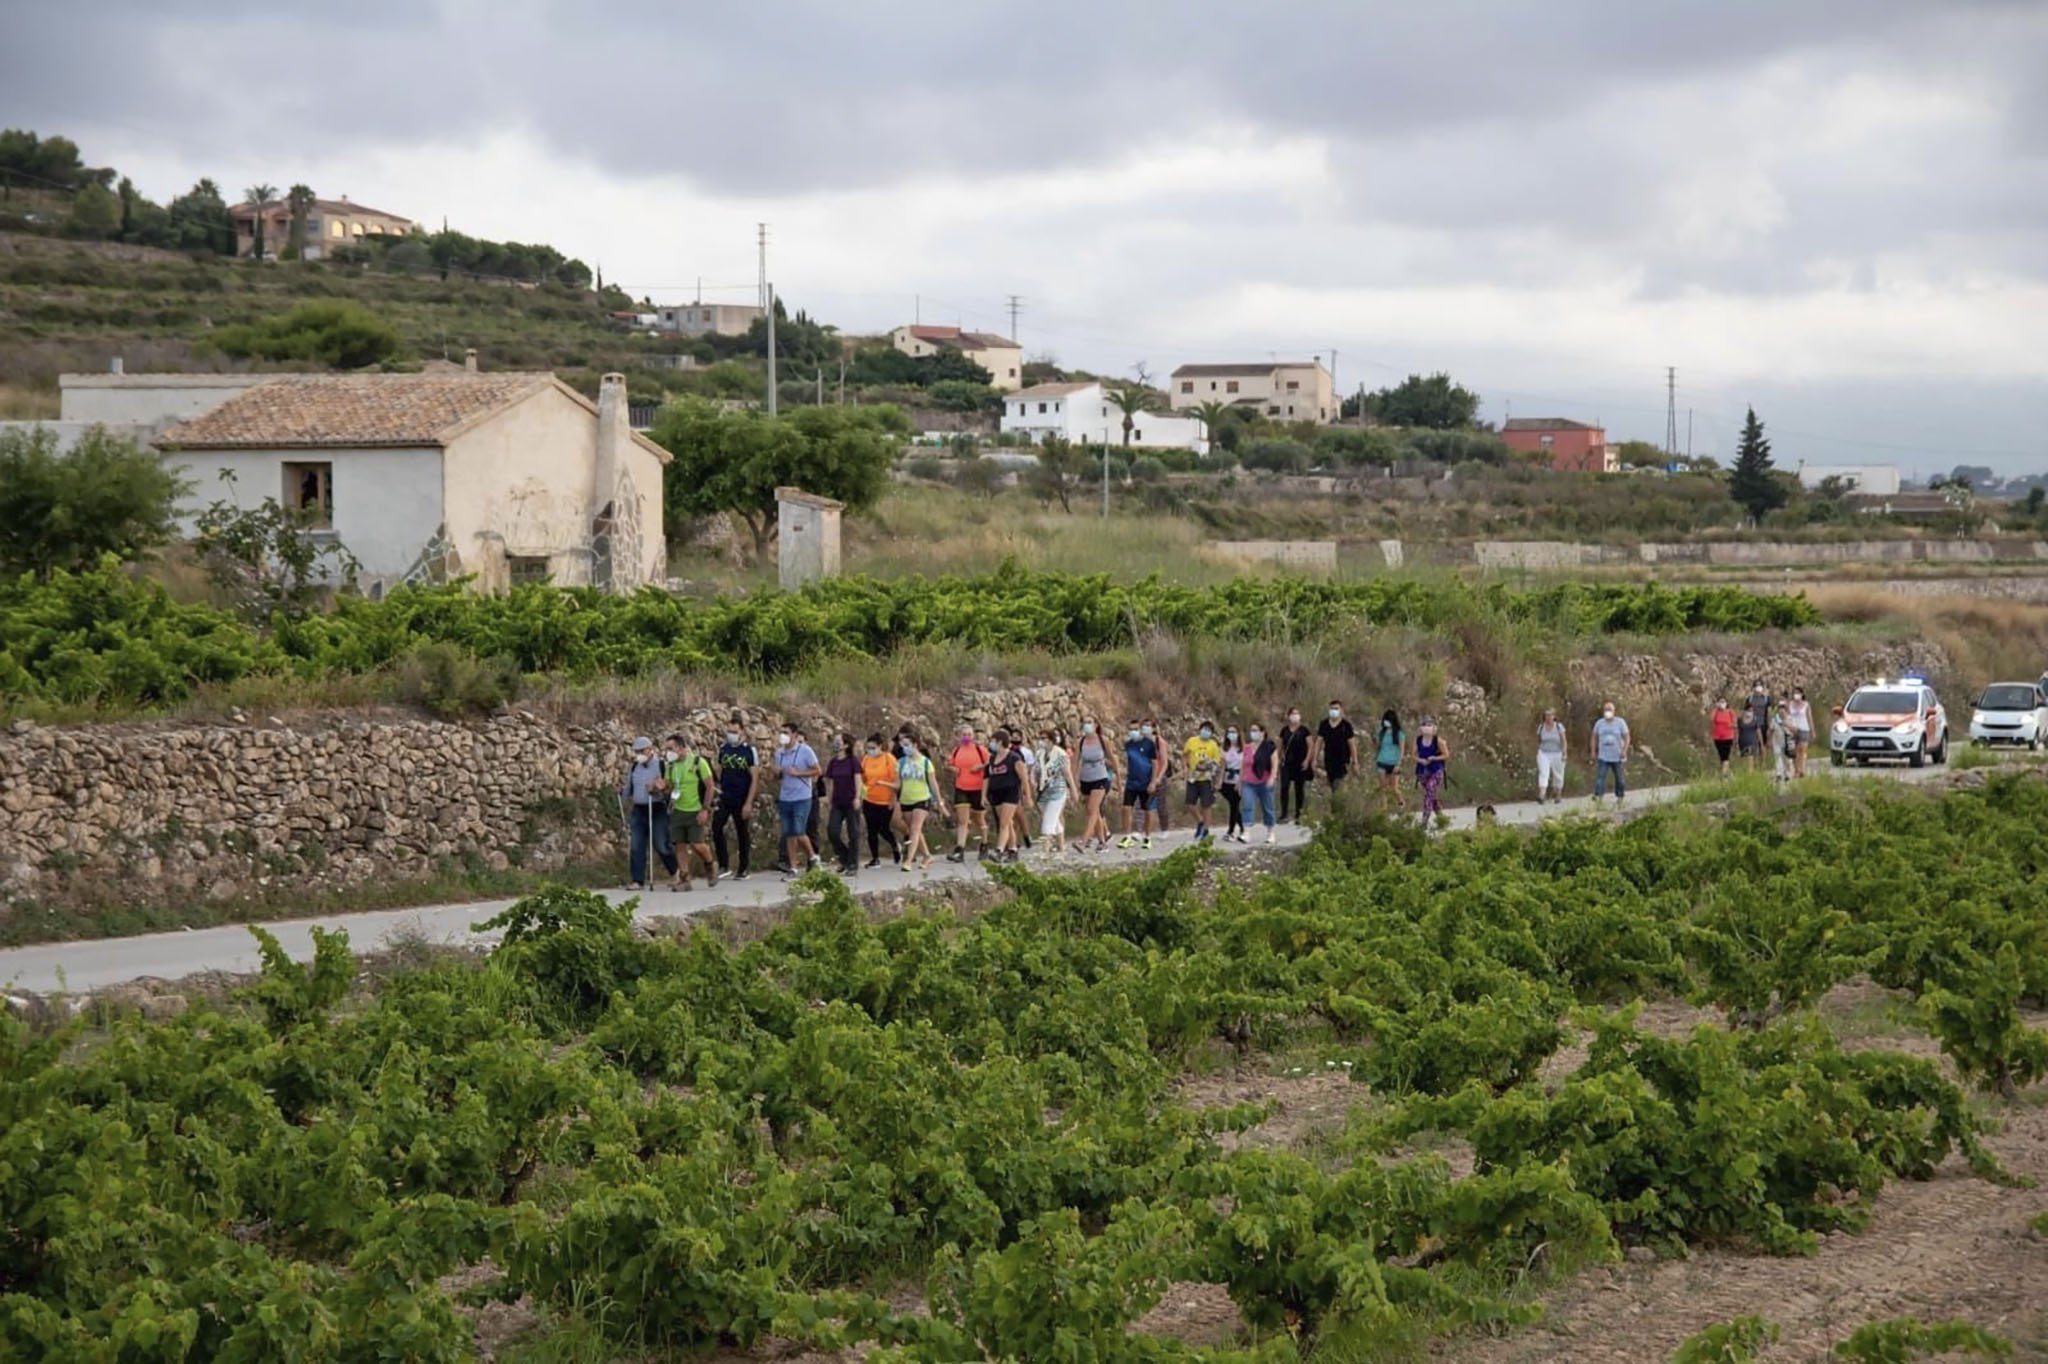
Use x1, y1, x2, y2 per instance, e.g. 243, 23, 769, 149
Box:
1000, 382, 1209, 453
1168, 361, 1336, 423
889, 325, 1024, 391
1501, 417, 1614, 473
156, 370, 667, 594
652, 302, 764, 337
229, 195, 416, 260
1795, 463, 1902, 496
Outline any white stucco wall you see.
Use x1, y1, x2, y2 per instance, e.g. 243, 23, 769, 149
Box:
442, 386, 667, 592
1000, 384, 1208, 453
167, 447, 444, 584
60, 376, 268, 427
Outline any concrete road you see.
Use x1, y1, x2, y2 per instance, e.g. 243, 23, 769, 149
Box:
0, 764, 1949, 996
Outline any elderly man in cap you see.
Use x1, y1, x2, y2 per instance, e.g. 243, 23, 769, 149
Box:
620, 735, 674, 890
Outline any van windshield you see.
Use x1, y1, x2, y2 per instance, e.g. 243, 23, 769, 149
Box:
1979, 684, 2037, 710
1845, 689, 1917, 715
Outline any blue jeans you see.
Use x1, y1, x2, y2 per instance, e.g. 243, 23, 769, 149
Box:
1594, 760, 1626, 799
778, 797, 814, 839
1242, 781, 1276, 828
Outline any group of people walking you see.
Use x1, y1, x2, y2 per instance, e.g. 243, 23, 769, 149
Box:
615, 684, 1820, 889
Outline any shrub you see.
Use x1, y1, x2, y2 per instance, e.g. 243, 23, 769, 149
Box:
211, 300, 403, 368
0, 425, 189, 578
392, 641, 520, 718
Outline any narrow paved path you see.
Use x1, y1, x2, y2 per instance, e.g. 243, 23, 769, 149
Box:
0, 766, 1945, 995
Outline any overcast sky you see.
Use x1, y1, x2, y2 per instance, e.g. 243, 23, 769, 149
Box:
8, 0, 2048, 475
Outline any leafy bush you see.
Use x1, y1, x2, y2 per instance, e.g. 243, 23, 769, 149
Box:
211, 299, 404, 368
392, 640, 520, 718
1672, 1316, 1780, 1363
0, 564, 1823, 714
1832, 1317, 2012, 1361
0, 425, 188, 578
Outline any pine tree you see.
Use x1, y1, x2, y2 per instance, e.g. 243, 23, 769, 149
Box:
1728, 406, 1786, 524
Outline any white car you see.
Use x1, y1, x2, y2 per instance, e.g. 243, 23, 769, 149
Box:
1969, 681, 2048, 749
1829, 677, 1949, 767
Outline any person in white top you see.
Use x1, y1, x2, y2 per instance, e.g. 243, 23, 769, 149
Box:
1535, 707, 1568, 804
1783, 688, 1814, 778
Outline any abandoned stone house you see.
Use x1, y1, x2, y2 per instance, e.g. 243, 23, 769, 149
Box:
152, 368, 668, 594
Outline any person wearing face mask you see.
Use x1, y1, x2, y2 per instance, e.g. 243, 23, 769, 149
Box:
1037, 727, 1073, 855
619, 736, 672, 891
1242, 721, 1279, 842
1784, 687, 1813, 778
1591, 701, 1631, 807
1183, 720, 1222, 843
1075, 717, 1117, 852
860, 732, 901, 868
1739, 681, 1771, 769
946, 724, 991, 863
1117, 719, 1160, 850
1413, 717, 1449, 824
824, 733, 863, 876
712, 715, 760, 881
983, 730, 1034, 863
773, 720, 822, 878
896, 732, 940, 871
664, 731, 717, 890
1314, 701, 1358, 798
1007, 726, 1037, 850
1375, 709, 1407, 813
1277, 708, 1313, 823
1220, 725, 1245, 843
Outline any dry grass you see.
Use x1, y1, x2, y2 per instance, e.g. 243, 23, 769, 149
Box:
1806, 586, 2048, 686
0, 380, 58, 419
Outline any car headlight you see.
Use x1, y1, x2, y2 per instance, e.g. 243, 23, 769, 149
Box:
1973, 712, 1986, 725
1893, 720, 1921, 736
1833, 720, 1850, 735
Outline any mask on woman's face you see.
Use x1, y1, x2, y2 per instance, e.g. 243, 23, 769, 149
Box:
1249, 729, 1263, 742
1602, 709, 1616, 720
1142, 724, 1155, 737
1199, 727, 1213, 740
1082, 721, 1096, 734
866, 745, 879, 756
1225, 729, 1237, 740
1288, 712, 1301, 724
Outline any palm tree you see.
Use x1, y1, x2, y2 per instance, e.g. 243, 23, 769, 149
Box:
1107, 385, 1154, 450
243, 182, 277, 259
1193, 399, 1231, 455
283, 183, 314, 260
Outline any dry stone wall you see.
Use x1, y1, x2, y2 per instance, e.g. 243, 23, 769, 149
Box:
0, 683, 1130, 911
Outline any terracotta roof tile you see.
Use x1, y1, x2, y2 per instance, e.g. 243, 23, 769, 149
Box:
158, 372, 556, 449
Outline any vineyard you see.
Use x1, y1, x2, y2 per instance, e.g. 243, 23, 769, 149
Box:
0, 559, 1821, 711
4, 772, 2044, 1360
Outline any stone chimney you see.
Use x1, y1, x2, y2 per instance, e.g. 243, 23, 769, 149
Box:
463, 347, 478, 372
590, 373, 630, 590
109, 356, 124, 375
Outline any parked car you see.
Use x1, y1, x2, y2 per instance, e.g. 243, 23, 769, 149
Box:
1829, 676, 1948, 767
1969, 681, 2048, 749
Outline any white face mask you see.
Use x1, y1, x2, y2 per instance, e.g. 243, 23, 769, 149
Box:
1128, 728, 1141, 741
1602, 710, 1615, 720
1142, 724, 1155, 737
1082, 722, 1096, 734
1225, 729, 1237, 740
777, 733, 792, 748
1288, 713, 1301, 724
726, 731, 740, 744
1199, 728, 1213, 739
1329, 708, 1342, 721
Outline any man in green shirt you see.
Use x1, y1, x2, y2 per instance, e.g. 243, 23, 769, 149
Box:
665, 731, 718, 890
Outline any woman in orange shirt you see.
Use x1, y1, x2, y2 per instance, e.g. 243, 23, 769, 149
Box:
859, 733, 901, 867
1710, 699, 1738, 777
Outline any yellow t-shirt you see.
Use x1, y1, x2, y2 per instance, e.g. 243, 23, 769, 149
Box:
1183, 735, 1223, 783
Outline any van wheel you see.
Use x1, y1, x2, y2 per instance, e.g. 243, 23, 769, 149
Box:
1910, 742, 1926, 769
1830, 750, 1844, 767
1933, 734, 1948, 764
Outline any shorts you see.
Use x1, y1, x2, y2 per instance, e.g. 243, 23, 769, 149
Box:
1081, 777, 1111, 795
777, 798, 813, 838
1737, 729, 1761, 756
1375, 761, 1397, 776
1186, 780, 1214, 806
988, 786, 1021, 809
953, 788, 984, 811
1714, 738, 1734, 761
1122, 784, 1150, 807
670, 809, 706, 842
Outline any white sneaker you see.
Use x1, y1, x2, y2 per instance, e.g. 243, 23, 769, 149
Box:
1265, 830, 1277, 845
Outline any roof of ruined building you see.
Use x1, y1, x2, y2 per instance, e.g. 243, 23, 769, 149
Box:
158, 372, 669, 461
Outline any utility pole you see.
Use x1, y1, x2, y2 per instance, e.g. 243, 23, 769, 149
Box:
758, 223, 777, 415
1328, 349, 1338, 420
1006, 294, 1023, 345
1664, 366, 1679, 456
816, 367, 824, 406
1102, 443, 1111, 518
1687, 408, 1694, 461
838, 358, 846, 405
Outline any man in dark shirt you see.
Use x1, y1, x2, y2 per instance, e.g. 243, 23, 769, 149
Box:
1277, 707, 1313, 822
712, 714, 760, 880
1314, 700, 1358, 793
